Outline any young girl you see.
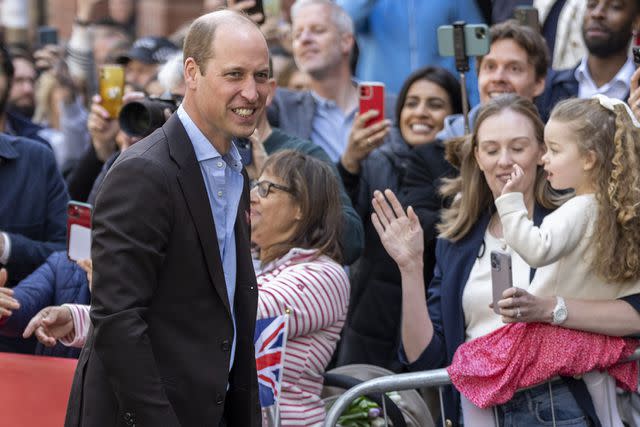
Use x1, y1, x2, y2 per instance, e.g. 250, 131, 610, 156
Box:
448, 95, 640, 427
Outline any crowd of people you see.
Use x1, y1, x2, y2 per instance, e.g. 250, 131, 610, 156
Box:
1, 0, 640, 426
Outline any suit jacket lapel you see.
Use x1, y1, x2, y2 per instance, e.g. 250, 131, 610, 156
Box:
162, 114, 232, 318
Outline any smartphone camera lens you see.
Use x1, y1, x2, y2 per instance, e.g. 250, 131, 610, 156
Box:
360, 86, 370, 97
475, 27, 486, 39
490, 254, 499, 270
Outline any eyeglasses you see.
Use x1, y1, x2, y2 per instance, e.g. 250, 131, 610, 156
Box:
251, 180, 293, 198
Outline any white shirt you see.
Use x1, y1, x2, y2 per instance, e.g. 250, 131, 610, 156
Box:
575, 56, 635, 100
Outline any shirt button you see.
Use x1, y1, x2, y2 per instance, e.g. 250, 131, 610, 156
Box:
217, 190, 223, 197
221, 339, 230, 352
217, 161, 224, 168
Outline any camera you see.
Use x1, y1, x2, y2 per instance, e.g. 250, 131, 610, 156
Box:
490, 253, 500, 270
119, 95, 181, 138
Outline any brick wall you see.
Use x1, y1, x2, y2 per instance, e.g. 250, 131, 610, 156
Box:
45, 0, 202, 41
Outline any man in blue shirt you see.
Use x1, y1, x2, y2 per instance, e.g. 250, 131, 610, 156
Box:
268, 0, 395, 163
64, 10, 264, 427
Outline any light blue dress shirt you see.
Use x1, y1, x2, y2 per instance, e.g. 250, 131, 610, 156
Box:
176, 105, 244, 373
310, 92, 358, 162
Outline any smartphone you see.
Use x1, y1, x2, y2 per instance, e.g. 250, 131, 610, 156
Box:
490, 250, 513, 314
99, 64, 125, 119
37, 26, 58, 47
236, 138, 253, 166
67, 201, 92, 262
358, 82, 385, 127
437, 24, 491, 57
513, 6, 540, 31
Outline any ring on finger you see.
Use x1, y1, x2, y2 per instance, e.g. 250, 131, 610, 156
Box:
516, 306, 522, 318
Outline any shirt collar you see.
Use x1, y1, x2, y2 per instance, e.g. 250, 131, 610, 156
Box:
575, 56, 635, 89
176, 105, 243, 173
310, 79, 360, 114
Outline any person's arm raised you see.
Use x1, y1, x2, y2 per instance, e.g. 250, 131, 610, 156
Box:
371, 189, 433, 362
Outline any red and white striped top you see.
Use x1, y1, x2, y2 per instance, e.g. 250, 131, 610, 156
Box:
256, 248, 350, 427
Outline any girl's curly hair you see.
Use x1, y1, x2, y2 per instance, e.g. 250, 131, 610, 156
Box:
550, 98, 640, 283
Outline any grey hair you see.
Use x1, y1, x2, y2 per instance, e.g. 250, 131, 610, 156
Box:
157, 52, 184, 93
290, 0, 354, 34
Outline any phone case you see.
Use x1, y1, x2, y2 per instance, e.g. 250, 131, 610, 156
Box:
67, 201, 93, 262
358, 82, 385, 127
490, 250, 513, 314
437, 24, 491, 57
99, 64, 125, 119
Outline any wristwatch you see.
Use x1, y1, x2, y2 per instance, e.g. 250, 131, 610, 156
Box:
551, 296, 568, 325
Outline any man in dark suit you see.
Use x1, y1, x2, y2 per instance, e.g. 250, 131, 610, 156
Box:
64, 10, 265, 427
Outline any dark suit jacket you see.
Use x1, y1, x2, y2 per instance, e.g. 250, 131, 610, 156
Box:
65, 114, 260, 427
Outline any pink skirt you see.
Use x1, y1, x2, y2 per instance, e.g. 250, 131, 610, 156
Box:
447, 322, 638, 408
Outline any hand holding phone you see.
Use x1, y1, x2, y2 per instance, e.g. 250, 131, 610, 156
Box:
358, 82, 385, 128
491, 250, 513, 314
67, 202, 92, 262
99, 64, 125, 119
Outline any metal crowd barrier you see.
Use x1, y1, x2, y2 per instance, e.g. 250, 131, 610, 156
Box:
323, 347, 640, 427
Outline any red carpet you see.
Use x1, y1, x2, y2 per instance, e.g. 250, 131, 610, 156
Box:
0, 352, 77, 426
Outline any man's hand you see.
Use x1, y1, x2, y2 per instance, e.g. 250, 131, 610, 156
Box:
88, 95, 119, 161
501, 164, 526, 195
23, 306, 74, 347
0, 268, 20, 318
227, 0, 264, 24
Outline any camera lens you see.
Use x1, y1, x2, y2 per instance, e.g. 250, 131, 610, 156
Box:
475, 27, 486, 39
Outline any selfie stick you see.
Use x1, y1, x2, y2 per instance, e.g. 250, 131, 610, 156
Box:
453, 21, 471, 134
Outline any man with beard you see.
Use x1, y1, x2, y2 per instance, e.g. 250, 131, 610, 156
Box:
7, 51, 36, 120
537, 0, 640, 120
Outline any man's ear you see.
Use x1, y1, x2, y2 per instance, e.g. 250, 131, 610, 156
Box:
265, 78, 277, 107
183, 57, 199, 90
340, 32, 354, 57
532, 75, 546, 98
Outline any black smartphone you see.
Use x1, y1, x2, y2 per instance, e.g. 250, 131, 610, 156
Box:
236, 138, 252, 166
245, 0, 265, 25
37, 26, 58, 47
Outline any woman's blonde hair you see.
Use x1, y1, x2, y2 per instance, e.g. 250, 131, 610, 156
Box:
549, 98, 640, 282
438, 94, 565, 241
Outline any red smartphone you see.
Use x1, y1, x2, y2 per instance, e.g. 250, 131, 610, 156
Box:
67, 201, 93, 262
358, 82, 385, 127
490, 250, 513, 314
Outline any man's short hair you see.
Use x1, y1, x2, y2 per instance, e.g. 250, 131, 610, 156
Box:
183, 10, 257, 75
479, 20, 549, 81
290, 0, 354, 35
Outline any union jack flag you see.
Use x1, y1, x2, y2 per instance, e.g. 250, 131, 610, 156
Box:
254, 314, 289, 408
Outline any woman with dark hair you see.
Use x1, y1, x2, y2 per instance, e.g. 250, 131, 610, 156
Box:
336, 66, 462, 370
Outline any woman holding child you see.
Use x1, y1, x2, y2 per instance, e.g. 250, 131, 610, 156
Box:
373, 94, 640, 426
